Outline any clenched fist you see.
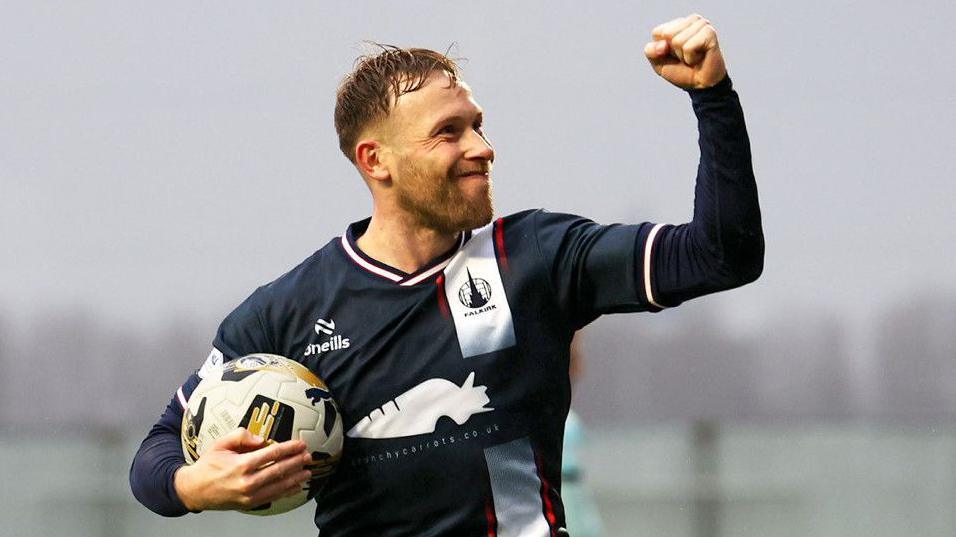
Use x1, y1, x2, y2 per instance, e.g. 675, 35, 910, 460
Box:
644, 14, 726, 90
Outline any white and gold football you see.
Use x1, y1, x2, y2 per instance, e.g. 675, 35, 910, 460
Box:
181, 353, 343, 515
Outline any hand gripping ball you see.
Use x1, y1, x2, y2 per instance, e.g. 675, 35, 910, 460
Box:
181, 354, 344, 515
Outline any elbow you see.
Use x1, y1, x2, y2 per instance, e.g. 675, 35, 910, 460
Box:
723, 231, 765, 288
128, 461, 161, 517
732, 255, 763, 287
129, 454, 191, 517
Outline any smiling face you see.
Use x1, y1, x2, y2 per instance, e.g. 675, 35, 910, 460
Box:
381, 71, 496, 233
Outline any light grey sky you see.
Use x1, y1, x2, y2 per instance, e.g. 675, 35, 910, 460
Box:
3, 0, 955, 337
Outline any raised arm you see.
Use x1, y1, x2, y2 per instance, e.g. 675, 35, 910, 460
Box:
641, 14, 764, 307
528, 15, 762, 330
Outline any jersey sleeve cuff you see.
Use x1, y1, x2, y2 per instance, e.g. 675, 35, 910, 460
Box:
686, 74, 734, 102
166, 462, 195, 515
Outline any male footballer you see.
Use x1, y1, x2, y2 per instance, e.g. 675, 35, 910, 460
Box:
131, 14, 763, 536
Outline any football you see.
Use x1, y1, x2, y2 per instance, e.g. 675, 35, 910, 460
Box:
181, 353, 344, 515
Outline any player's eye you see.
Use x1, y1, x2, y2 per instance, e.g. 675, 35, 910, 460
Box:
437, 124, 459, 136
473, 122, 484, 135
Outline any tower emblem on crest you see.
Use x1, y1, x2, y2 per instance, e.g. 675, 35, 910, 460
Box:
458, 268, 492, 308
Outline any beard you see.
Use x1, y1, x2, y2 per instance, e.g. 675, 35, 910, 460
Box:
394, 157, 494, 234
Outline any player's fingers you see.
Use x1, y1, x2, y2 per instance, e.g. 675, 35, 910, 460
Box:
671, 17, 710, 65
247, 451, 312, 489
651, 16, 689, 41
213, 427, 264, 452
644, 41, 679, 80
650, 17, 680, 40
685, 25, 718, 65
283, 481, 306, 498
643, 40, 669, 60
652, 13, 702, 42
660, 16, 700, 64
235, 429, 270, 453
243, 438, 307, 470
247, 469, 312, 507
679, 22, 717, 66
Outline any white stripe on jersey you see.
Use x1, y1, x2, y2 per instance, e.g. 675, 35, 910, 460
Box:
644, 223, 667, 309
484, 437, 551, 537
176, 386, 188, 410
401, 234, 465, 286
340, 235, 404, 282
443, 222, 516, 358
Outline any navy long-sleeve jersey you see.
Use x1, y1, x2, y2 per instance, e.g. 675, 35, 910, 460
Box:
130, 76, 763, 536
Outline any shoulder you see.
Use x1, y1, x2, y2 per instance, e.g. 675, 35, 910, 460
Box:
500, 209, 593, 228
498, 209, 540, 225
217, 238, 342, 351
243, 237, 342, 310
497, 209, 592, 235
497, 209, 598, 250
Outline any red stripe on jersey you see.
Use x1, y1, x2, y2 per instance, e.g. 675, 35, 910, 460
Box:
494, 217, 509, 272
534, 452, 559, 537
436, 274, 450, 318
485, 496, 498, 537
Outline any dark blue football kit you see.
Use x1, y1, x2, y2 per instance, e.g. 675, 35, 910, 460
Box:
130, 76, 763, 536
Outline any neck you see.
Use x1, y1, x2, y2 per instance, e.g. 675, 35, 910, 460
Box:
355, 209, 460, 274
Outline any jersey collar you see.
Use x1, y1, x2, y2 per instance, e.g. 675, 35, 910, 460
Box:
339, 218, 470, 286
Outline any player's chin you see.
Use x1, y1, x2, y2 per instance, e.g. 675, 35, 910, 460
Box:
464, 198, 495, 229
458, 212, 493, 232
445, 198, 492, 232
452, 178, 494, 228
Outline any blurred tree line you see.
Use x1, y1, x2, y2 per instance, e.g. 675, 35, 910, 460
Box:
1, 293, 954, 433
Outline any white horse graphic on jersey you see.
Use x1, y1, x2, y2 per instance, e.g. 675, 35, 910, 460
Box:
347, 372, 493, 439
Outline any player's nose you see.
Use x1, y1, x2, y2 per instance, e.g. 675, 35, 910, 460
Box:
464, 128, 494, 163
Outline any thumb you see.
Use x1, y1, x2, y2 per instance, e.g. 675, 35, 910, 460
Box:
644, 40, 668, 61
214, 427, 266, 453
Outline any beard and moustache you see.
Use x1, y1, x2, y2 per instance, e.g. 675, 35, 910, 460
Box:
393, 157, 494, 234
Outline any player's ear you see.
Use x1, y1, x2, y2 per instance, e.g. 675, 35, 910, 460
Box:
355, 139, 390, 183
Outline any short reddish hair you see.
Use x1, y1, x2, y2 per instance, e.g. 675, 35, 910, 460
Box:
334, 45, 461, 162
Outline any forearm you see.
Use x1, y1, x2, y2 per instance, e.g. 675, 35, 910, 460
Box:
650, 76, 764, 305
690, 75, 763, 274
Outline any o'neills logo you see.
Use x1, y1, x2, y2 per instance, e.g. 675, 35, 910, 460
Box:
304, 317, 350, 356
304, 334, 350, 356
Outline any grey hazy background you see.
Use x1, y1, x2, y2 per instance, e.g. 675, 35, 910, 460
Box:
2, 1, 956, 536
